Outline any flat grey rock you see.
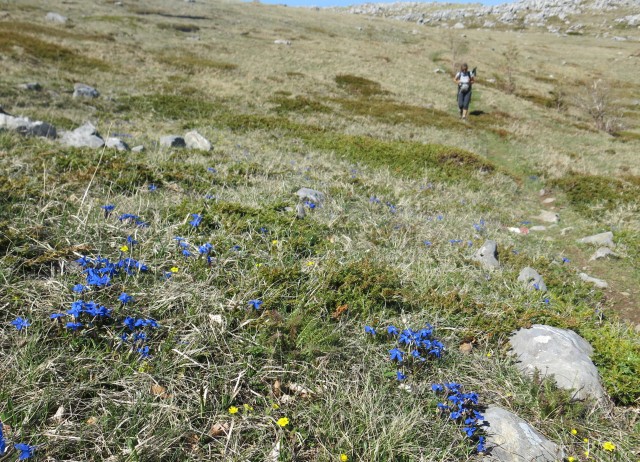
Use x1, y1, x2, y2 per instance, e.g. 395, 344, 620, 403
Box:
105, 137, 129, 151
517, 267, 546, 292
473, 240, 500, 270
0, 113, 31, 131
18, 82, 42, 91
529, 225, 546, 232
160, 135, 186, 148
579, 273, 608, 289
577, 231, 614, 247
184, 130, 211, 151
131, 145, 145, 153
295, 187, 325, 205
25, 121, 57, 139
534, 210, 559, 223
509, 325, 606, 401
73, 83, 100, 99
589, 247, 617, 261
45, 12, 67, 23
60, 122, 104, 148
481, 406, 563, 461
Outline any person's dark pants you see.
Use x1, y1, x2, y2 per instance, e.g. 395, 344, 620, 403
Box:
458, 90, 472, 111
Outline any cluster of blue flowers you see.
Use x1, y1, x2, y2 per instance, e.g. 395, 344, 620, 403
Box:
431, 382, 486, 453
76, 255, 148, 287
0, 422, 35, 460
365, 323, 444, 381
121, 316, 160, 359
50, 300, 112, 331
368, 196, 397, 214
173, 237, 215, 265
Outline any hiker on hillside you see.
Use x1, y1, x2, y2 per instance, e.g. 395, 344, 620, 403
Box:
454, 63, 475, 120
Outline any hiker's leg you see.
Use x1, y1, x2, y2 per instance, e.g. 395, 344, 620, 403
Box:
462, 92, 471, 119
457, 91, 464, 117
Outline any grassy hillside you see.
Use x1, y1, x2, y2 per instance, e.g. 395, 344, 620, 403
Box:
0, 0, 639, 460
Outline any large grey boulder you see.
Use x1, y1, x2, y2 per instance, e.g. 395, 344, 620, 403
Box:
509, 325, 606, 401
517, 267, 546, 292
295, 187, 325, 205
184, 130, 211, 151
481, 406, 563, 461
160, 135, 186, 148
73, 83, 99, 99
578, 273, 608, 289
60, 122, 104, 148
0, 114, 56, 138
577, 231, 614, 247
473, 240, 500, 270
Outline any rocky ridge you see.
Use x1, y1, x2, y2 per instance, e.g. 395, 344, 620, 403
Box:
335, 0, 639, 33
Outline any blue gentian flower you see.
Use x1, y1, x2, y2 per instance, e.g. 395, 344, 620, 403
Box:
72, 284, 87, 293
424, 241, 432, 246
127, 235, 138, 246
148, 184, 157, 191
463, 426, 477, 437
364, 326, 376, 335
477, 436, 486, 453
182, 249, 192, 257
138, 346, 150, 358
174, 236, 186, 242
50, 313, 65, 319
101, 204, 115, 218
533, 283, 540, 290
207, 167, 217, 173
14, 443, 35, 460
11, 317, 30, 331
65, 322, 83, 330
389, 348, 403, 362
118, 213, 139, 222
189, 214, 202, 227
198, 243, 213, 254
431, 383, 444, 392
437, 214, 443, 220
248, 299, 263, 310
0, 421, 5, 455
119, 293, 133, 304
67, 301, 84, 318
396, 371, 406, 381
259, 227, 268, 234
369, 196, 381, 204
562, 257, 570, 263
387, 325, 399, 336
231, 245, 241, 251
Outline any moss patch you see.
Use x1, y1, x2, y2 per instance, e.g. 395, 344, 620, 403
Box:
335, 74, 388, 97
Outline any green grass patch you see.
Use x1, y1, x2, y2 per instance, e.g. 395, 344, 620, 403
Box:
156, 22, 200, 33
0, 30, 110, 71
270, 95, 331, 114
551, 173, 640, 217
335, 74, 388, 97
118, 93, 223, 120
156, 53, 238, 72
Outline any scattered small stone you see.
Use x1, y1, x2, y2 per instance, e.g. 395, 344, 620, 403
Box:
529, 225, 547, 232
160, 135, 186, 148
473, 240, 500, 270
509, 324, 606, 401
274, 39, 292, 45
184, 130, 211, 151
589, 247, 617, 261
45, 12, 67, 23
73, 83, 100, 99
453, 22, 465, 29
560, 227, 574, 236
517, 267, 547, 291
542, 197, 555, 204
434, 68, 446, 73
535, 210, 559, 223
579, 273, 608, 289
296, 203, 306, 219
577, 231, 614, 247
459, 342, 473, 354
60, 122, 104, 149
0, 113, 56, 138
481, 406, 564, 461
132, 145, 145, 153
539, 188, 546, 196
18, 82, 42, 91
105, 137, 129, 152
296, 187, 325, 205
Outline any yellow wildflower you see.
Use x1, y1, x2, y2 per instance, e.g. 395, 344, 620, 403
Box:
120, 245, 129, 252
271, 240, 278, 245
340, 455, 348, 462
243, 404, 254, 412
272, 403, 280, 410
584, 450, 589, 458
228, 406, 239, 415
570, 428, 577, 435
602, 441, 616, 451
568, 457, 575, 462
170, 267, 179, 273
583, 438, 589, 443
306, 261, 315, 266
276, 417, 289, 427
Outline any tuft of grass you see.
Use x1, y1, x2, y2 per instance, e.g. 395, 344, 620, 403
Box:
335, 74, 389, 97
551, 173, 640, 217
156, 53, 238, 72
270, 95, 331, 114
156, 22, 200, 33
